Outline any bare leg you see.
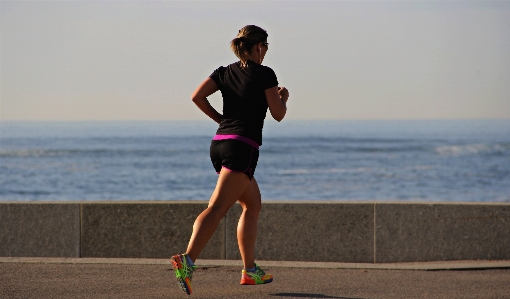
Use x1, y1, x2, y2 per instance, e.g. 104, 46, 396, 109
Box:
237, 177, 262, 270
186, 168, 250, 262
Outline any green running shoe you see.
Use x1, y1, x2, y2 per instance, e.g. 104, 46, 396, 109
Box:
171, 254, 196, 295
240, 264, 273, 285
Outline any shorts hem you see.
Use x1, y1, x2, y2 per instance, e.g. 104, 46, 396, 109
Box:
220, 166, 254, 180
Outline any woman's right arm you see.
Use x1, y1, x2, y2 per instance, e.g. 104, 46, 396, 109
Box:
265, 86, 289, 122
191, 78, 222, 124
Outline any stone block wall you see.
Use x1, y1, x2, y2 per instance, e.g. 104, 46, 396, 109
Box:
1, 202, 509, 262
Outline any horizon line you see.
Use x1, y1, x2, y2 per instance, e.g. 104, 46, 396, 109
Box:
1, 117, 510, 123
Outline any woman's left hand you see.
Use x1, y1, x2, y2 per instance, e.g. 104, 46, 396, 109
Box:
278, 87, 289, 103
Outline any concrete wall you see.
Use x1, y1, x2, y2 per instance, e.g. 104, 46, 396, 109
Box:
0, 203, 80, 257
1, 202, 509, 262
375, 203, 510, 262
80, 203, 224, 259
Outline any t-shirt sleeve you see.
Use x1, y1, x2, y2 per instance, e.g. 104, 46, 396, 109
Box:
209, 66, 224, 89
261, 66, 278, 90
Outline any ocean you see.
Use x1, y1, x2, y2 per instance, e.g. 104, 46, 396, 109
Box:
1, 120, 509, 202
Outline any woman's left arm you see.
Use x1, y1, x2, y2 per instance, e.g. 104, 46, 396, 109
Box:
191, 78, 222, 124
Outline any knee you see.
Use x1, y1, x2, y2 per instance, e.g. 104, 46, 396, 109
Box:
206, 204, 230, 220
242, 201, 261, 215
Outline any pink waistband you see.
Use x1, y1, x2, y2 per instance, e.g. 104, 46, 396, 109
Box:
212, 134, 260, 149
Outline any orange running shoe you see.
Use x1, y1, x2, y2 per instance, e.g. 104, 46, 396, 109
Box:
240, 264, 273, 285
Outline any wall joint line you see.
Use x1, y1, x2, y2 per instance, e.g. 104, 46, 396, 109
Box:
373, 203, 376, 264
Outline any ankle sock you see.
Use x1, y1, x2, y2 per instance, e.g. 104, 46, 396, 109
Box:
185, 254, 195, 267
245, 266, 256, 273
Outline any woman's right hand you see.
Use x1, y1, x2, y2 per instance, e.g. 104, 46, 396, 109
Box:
191, 78, 222, 124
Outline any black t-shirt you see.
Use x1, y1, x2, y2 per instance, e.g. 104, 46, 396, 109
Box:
209, 60, 278, 145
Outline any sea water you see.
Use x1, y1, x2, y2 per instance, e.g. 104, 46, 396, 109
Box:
1, 120, 509, 202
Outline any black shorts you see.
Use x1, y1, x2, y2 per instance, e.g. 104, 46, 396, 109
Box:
210, 139, 259, 180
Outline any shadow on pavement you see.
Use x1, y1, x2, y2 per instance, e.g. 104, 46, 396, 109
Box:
269, 293, 367, 299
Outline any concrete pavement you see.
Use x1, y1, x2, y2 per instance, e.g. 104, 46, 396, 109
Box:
1, 258, 510, 299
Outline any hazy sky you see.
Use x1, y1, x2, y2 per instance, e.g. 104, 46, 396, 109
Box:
1, 0, 509, 121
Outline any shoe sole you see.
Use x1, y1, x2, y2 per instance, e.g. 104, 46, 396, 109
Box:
240, 277, 273, 285
171, 255, 192, 295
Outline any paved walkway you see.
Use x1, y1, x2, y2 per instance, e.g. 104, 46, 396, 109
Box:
1, 258, 509, 299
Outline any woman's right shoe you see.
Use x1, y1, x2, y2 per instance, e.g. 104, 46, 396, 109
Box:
240, 264, 273, 285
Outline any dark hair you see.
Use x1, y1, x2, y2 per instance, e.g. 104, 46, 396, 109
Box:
230, 25, 268, 69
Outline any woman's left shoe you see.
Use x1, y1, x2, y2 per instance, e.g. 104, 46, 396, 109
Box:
171, 253, 196, 295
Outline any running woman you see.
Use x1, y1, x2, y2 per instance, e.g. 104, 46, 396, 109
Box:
171, 25, 289, 295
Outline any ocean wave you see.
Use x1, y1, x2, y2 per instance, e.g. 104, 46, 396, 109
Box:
347, 146, 427, 153
0, 148, 101, 158
435, 143, 510, 156
0, 189, 51, 196
0, 149, 71, 157
265, 144, 430, 154
0, 148, 190, 158
277, 167, 379, 175
277, 165, 435, 175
